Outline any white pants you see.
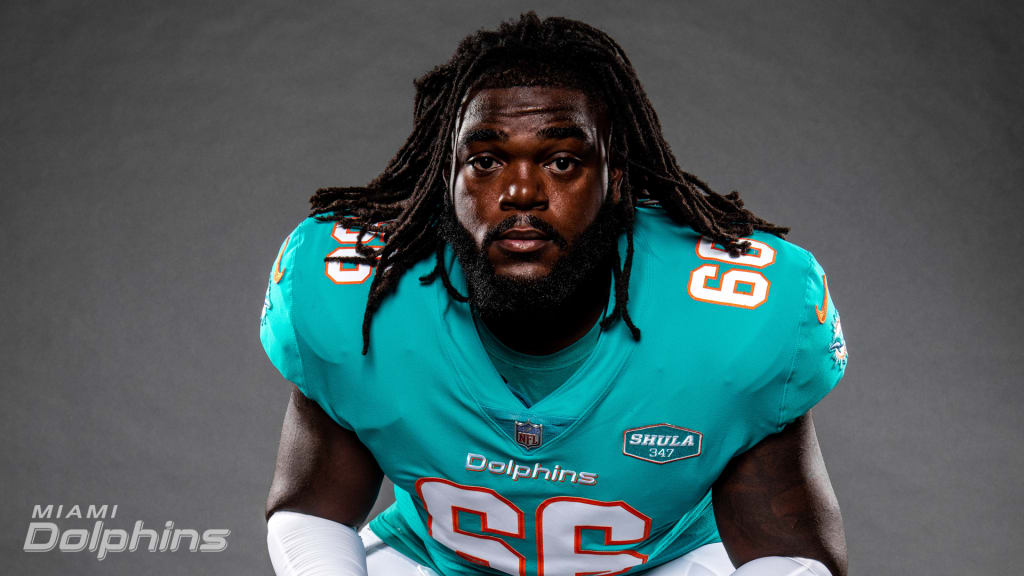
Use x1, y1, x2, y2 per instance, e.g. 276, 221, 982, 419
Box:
359, 526, 735, 576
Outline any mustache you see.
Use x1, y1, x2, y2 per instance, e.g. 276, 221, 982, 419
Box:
481, 215, 569, 250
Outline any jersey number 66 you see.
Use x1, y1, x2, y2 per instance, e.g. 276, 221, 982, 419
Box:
687, 237, 777, 309
417, 478, 651, 576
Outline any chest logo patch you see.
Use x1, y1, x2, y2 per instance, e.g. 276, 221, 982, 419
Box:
623, 424, 702, 464
514, 420, 543, 450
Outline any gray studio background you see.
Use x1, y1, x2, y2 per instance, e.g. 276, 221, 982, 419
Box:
2, 1, 1021, 574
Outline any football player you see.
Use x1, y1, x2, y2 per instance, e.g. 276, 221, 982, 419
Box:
262, 13, 848, 576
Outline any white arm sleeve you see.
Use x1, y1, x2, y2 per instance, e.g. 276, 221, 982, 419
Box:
732, 556, 832, 576
267, 510, 368, 576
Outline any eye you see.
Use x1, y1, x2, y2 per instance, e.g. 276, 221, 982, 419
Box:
468, 156, 501, 173
547, 157, 580, 174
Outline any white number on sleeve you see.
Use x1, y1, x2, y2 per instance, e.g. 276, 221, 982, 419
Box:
695, 237, 776, 268
687, 236, 777, 308
324, 223, 376, 285
688, 265, 770, 309
325, 246, 373, 284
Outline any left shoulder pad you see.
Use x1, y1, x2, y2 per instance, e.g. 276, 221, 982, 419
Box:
777, 248, 847, 428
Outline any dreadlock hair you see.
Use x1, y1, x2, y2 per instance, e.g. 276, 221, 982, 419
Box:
310, 12, 788, 354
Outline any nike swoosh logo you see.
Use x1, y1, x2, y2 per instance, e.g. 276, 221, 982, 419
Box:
815, 274, 828, 324
273, 237, 290, 283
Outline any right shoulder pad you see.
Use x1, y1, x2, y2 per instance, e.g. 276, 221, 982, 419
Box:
259, 217, 383, 422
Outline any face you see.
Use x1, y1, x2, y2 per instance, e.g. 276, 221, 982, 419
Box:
450, 86, 620, 280
443, 86, 623, 315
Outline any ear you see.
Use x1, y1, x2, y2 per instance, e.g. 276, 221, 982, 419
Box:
608, 166, 623, 204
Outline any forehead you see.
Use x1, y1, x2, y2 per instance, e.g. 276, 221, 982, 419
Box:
456, 86, 607, 135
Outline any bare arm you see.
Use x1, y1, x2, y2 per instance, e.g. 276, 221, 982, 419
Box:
712, 412, 847, 576
266, 386, 384, 527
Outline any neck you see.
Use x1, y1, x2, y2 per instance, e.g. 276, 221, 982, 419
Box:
479, 268, 609, 356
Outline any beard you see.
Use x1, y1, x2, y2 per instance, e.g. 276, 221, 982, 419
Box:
439, 200, 625, 320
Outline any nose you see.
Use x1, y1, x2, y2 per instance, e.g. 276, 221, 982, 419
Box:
498, 162, 548, 211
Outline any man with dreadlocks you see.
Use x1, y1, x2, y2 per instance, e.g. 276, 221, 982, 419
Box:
261, 13, 848, 576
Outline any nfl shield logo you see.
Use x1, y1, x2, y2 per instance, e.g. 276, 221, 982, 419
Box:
514, 420, 543, 450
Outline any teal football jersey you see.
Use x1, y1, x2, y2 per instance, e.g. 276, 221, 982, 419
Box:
260, 206, 847, 576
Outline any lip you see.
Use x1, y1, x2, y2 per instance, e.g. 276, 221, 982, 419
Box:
495, 227, 550, 253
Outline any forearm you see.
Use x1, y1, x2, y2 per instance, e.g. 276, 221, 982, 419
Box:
266, 388, 384, 575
